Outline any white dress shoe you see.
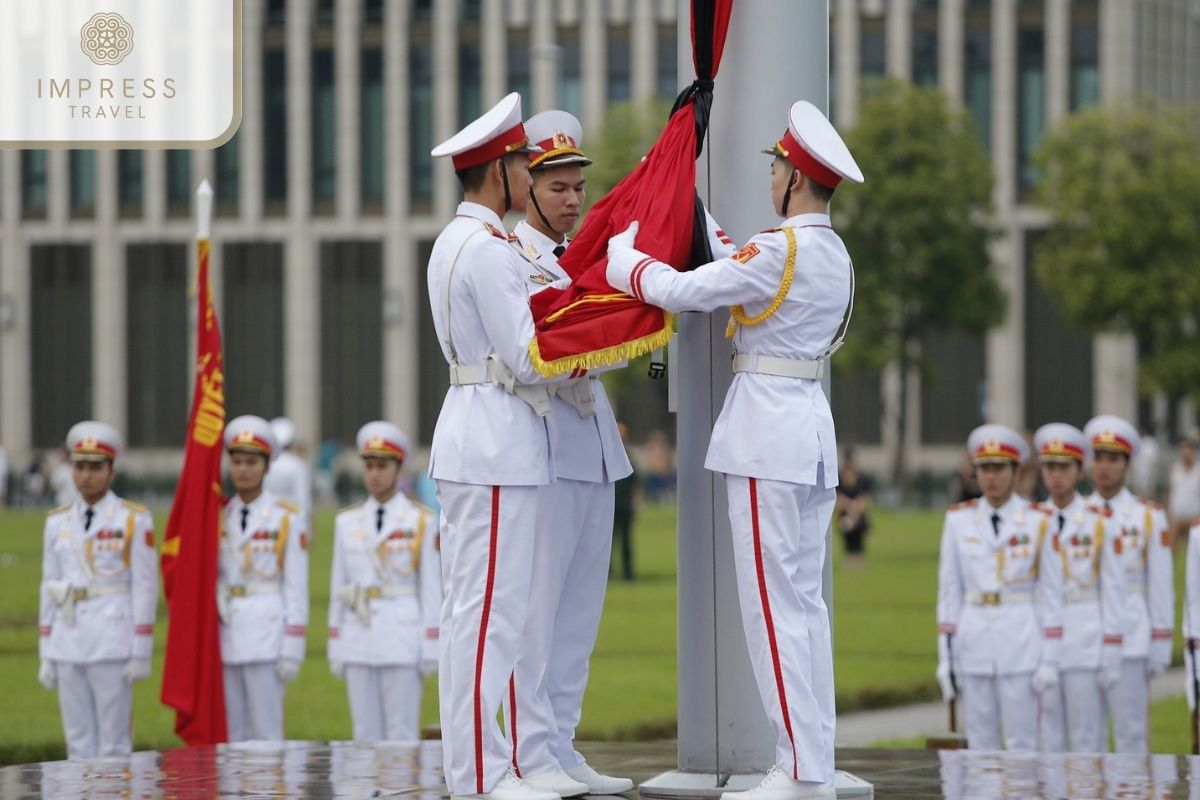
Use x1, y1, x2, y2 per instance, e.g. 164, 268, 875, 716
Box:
522, 768, 590, 797
564, 762, 635, 794
451, 765, 563, 800
718, 766, 835, 800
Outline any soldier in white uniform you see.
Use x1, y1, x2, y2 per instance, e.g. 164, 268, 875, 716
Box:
1083, 414, 1173, 753
606, 100, 862, 800
1186, 517, 1200, 727
37, 421, 157, 759
265, 416, 313, 523
505, 110, 634, 797
1033, 423, 1125, 753
219, 415, 309, 742
328, 421, 442, 741
935, 424, 1064, 751
426, 93, 561, 800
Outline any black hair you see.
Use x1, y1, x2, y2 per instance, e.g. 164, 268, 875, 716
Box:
455, 160, 492, 193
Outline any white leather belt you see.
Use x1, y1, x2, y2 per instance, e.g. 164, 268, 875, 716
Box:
47, 581, 130, 625
553, 378, 597, 418
363, 584, 415, 599
448, 356, 550, 416
217, 581, 281, 625
1065, 586, 1099, 604
965, 588, 1034, 606
732, 352, 825, 380
338, 582, 416, 625
1126, 579, 1146, 596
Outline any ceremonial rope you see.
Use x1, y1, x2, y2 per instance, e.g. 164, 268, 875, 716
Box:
725, 225, 796, 339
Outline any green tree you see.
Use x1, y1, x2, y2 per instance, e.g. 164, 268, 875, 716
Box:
585, 98, 673, 206
838, 79, 1005, 490
1032, 102, 1200, 399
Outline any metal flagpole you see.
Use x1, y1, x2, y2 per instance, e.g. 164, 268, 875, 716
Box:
639, 3, 871, 798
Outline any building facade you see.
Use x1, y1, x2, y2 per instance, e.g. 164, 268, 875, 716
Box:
0, 0, 1197, 476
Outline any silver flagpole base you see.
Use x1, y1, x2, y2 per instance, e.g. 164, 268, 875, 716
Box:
639, 770, 874, 799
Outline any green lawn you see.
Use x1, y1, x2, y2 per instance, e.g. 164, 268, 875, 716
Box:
0, 502, 1191, 764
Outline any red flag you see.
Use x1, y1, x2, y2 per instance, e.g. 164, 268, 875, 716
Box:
160, 232, 228, 745
528, 0, 733, 376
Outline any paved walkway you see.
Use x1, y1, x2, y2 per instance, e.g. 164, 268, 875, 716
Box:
835, 666, 1188, 746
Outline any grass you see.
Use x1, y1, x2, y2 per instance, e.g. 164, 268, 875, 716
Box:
0, 501, 1192, 764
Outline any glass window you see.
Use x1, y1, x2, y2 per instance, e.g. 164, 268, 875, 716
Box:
1017, 21, 1045, 196
558, 28, 582, 118
920, 333, 988, 443
416, 238, 447, 445
263, 49, 288, 211
363, 0, 384, 24
70, 150, 96, 218
31, 245, 92, 447
507, 32, 531, 107
964, 20, 991, 150
126, 243, 188, 446
1070, 0, 1099, 111
222, 242, 285, 418
831, 369, 882, 445
912, 19, 938, 87
22, 150, 48, 219
166, 150, 192, 217
460, 38, 483, 128
215, 131, 240, 215
607, 26, 631, 103
412, 0, 432, 22
409, 37, 433, 208
312, 49, 336, 211
314, 0, 335, 26
265, 0, 286, 26
320, 241, 384, 441
361, 47, 385, 210
460, 0, 481, 22
656, 22, 677, 100
118, 150, 144, 217
860, 17, 886, 79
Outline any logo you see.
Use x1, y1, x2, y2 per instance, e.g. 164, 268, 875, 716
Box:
80, 12, 134, 66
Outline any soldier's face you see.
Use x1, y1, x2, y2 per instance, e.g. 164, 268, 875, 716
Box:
229, 451, 267, 492
976, 462, 1016, 503
72, 460, 114, 502
1090, 450, 1128, 494
362, 456, 400, 500
529, 165, 585, 235
503, 155, 532, 213
1040, 460, 1081, 498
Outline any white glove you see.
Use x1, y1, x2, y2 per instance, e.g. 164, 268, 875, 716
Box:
122, 657, 151, 684
276, 658, 301, 683
935, 661, 955, 702
1099, 644, 1122, 689
1031, 662, 1059, 694
38, 660, 57, 690
607, 221, 640, 254
329, 659, 346, 680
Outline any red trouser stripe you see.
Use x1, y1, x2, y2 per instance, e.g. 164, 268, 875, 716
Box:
474, 486, 502, 793
509, 674, 521, 777
749, 478, 798, 779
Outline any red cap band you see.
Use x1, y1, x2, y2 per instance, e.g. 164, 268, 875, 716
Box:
973, 442, 1022, 463
451, 123, 531, 170
361, 437, 407, 461
1039, 441, 1085, 461
1091, 433, 1134, 456
777, 129, 842, 190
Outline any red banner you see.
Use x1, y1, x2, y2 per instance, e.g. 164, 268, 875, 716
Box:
160, 238, 228, 745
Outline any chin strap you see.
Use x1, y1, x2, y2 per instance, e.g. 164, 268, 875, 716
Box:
499, 158, 512, 214
528, 184, 559, 236
781, 167, 797, 217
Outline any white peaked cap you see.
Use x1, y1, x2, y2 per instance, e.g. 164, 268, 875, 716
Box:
765, 100, 864, 188
357, 421, 413, 462
525, 109, 591, 169
270, 417, 296, 450
431, 92, 542, 170
1034, 422, 1089, 463
1083, 414, 1140, 459
967, 423, 1029, 465
224, 415, 278, 460
67, 421, 124, 462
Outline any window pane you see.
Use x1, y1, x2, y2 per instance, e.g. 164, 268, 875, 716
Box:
118, 150, 144, 215
508, 34, 531, 108
361, 47, 385, 207
409, 39, 433, 207
263, 49, 289, 208
965, 24, 991, 150
860, 19, 886, 80
320, 242, 383, 441
312, 49, 336, 207
1070, 1, 1100, 111
1017, 24, 1045, 195
216, 131, 240, 213
416, 238, 447, 445
222, 242, 285, 418
558, 29, 582, 118
126, 243, 188, 446
31, 245, 92, 447
606, 27, 631, 103
166, 150, 192, 214
656, 23, 677, 100
460, 40, 483, 128
920, 333, 987, 443
70, 150, 96, 217
912, 27, 938, 87
831, 368, 882, 445
22, 150, 48, 218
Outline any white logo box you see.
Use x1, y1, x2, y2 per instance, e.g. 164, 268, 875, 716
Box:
0, 0, 241, 147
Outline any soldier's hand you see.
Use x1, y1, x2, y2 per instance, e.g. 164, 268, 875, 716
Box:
1031, 663, 1059, 694
37, 660, 57, 691
122, 657, 151, 684
934, 662, 955, 702
607, 221, 640, 254
276, 658, 301, 683
329, 659, 346, 680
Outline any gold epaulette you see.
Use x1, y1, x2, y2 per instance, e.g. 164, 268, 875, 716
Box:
949, 499, 977, 512
338, 501, 363, 514
1029, 501, 1052, 515
1138, 497, 1165, 511
276, 498, 302, 514
120, 499, 149, 513
759, 226, 783, 234
47, 503, 72, 517
1087, 503, 1112, 517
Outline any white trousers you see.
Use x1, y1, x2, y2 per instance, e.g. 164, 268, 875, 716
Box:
1040, 668, 1107, 753
223, 662, 285, 742
56, 660, 131, 759
505, 479, 615, 777
1104, 657, 1149, 753
437, 481, 539, 796
344, 664, 423, 741
726, 472, 835, 785
961, 673, 1037, 750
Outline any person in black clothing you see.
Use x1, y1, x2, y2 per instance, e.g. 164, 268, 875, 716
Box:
835, 447, 871, 568
612, 422, 640, 581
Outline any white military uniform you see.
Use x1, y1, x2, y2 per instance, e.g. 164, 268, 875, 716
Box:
265, 417, 313, 523
1086, 485, 1172, 752
427, 93, 558, 798
39, 489, 157, 758
1037, 493, 1125, 752
1185, 519, 1200, 717
329, 491, 441, 741
507, 218, 633, 780
606, 103, 864, 788
218, 489, 309, 741
937, 486, 1064, 751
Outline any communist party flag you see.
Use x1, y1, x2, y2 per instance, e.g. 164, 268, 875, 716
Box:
528, 0, 732, 376
160, 181, 228, 745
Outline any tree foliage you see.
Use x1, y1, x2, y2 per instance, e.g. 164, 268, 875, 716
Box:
1032, 102, 1200, 396
584, 98, 673, 207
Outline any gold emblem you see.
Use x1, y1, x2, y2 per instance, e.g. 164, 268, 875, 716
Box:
368, 436, 385, 450
80, 12, 134, 66
80, 436, 98, 451
552, 131, 572, 148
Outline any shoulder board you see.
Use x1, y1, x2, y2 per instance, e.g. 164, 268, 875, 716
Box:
120, 499, 148, 514
412, 500, 436, 517
276, 499, 302, 514
948, 499, 977, 511
338, 501, 363, 514
47, 503, 72, 517
483, 222, 508, 240
758, 227, 783, 234
1029, 502, 1052, 515
1192, 518, 1200, 529
1086, 503, 1111, 517
1138, 497, 1164, 511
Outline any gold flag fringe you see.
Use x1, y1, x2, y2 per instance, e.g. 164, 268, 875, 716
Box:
529, 309, 675, 377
